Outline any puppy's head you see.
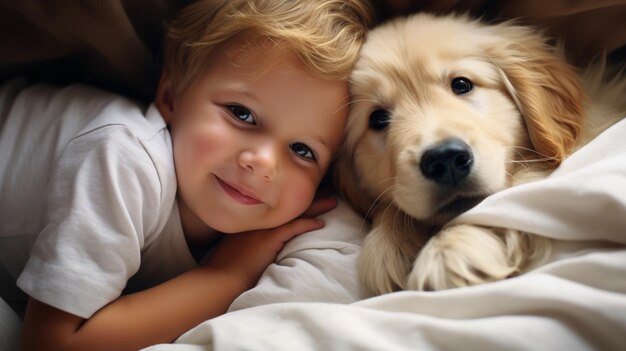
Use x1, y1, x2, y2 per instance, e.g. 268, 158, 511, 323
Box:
335, 13, 585, 226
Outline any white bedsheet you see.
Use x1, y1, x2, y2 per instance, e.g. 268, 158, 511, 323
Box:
145, 118, 626, 351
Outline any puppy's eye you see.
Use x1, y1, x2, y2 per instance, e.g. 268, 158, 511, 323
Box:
369, 109, 390, 131
451, 77, 473, 95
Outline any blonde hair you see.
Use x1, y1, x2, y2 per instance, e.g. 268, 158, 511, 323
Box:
163, 0, 373, 97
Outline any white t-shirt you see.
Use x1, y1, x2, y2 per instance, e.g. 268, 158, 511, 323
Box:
0, 79, 197, 319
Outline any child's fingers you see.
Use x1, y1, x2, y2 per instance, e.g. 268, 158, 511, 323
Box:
271, 217, 325, 243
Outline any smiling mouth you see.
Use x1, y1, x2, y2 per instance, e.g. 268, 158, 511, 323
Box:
215, 176, 262, 205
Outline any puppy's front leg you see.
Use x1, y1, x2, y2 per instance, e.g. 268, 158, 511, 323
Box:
359, 208, 426, 295
406, 224, 550, 291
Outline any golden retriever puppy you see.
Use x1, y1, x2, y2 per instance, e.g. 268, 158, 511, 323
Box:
334, 13, 626, 294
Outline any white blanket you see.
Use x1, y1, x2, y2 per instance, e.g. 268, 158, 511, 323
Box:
145, 118, 626, 351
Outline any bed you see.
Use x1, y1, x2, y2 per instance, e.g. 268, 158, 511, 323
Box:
140, 118, 626, 350
2, 1, 626, 350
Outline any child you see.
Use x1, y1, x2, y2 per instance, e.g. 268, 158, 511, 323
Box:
0, 0, 372, 349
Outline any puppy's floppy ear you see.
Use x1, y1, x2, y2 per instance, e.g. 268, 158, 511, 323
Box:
487, 24, 586, 165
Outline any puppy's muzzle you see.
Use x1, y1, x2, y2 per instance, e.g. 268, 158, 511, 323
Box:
420, 138, 473, 187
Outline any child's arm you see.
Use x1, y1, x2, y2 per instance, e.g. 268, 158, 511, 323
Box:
21, 197, 336, 351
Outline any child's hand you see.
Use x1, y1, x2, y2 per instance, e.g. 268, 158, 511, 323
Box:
206, 195, 337, 289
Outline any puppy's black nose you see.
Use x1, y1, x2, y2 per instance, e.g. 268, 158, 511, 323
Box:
420, 138, 473, 187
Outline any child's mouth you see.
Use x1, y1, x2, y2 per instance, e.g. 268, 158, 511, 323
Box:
215, 176, 262, 205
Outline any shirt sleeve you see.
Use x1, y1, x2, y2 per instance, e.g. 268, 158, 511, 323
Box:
17, 125, 163, 319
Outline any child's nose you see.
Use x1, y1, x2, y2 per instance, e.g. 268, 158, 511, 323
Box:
238, 144, 278, 181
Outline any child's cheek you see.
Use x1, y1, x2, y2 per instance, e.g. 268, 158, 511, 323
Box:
188, 125, 231, 162
287, 174, 318, 217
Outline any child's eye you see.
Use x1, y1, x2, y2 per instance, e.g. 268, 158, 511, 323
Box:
228, 105, 256, 125
290, 142, 316, 161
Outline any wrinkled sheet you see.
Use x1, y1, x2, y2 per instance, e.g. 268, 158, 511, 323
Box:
145, 118, 626, 351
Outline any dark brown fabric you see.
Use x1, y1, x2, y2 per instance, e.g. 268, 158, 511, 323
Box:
0, 0, 189, 101
1, 0, 624, 102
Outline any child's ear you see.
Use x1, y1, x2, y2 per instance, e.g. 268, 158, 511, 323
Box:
155, 71, 175, 123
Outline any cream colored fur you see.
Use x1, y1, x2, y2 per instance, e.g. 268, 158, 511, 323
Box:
335, 13, 626, 294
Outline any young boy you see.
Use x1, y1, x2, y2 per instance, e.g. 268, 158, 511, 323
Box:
0, 0, 372, 349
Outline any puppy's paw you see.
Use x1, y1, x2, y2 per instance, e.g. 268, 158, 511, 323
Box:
406, 224, 549, 291
359, 225, 413, 295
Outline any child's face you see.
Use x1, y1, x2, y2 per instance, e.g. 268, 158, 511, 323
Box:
158, 43, 349, 234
